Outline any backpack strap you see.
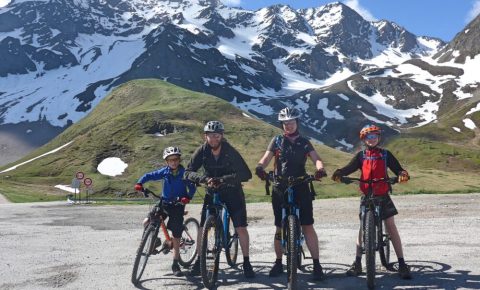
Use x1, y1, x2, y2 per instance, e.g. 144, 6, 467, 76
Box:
273, 135, 284, 175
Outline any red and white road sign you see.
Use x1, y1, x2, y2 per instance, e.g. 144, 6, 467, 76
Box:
75, 171, 85, 180
84, 178, 93, 186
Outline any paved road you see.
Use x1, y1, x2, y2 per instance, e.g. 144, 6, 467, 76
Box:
1, 193, 479, 290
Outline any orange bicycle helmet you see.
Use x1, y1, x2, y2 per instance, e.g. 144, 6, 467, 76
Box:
359, 124, 381, 140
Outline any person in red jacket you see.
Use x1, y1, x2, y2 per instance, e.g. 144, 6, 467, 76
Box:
332, 124, 412, 279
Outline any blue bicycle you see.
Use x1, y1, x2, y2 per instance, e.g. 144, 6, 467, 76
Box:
266, 172, 320, 290
200, 179, 239, 289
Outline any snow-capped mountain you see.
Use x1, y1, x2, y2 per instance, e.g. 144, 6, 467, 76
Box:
2, 0, 477, 152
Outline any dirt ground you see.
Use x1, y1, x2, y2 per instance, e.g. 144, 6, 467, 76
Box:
0, 193, 479, 290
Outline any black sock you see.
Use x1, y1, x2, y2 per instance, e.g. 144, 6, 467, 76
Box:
173, 259, 179, 266
275, 258, 282, 264
398, 258, 406, 266
313, 259, 321, 266
243, 256, 250, 264
355, 256, 362, 264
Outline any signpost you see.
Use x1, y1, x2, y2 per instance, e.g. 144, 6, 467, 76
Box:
84, 178, 93, 203
69, 172, 87, 204
68, 172, 94, 204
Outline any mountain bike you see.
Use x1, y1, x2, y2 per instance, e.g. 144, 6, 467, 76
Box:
131, 188, 199, 286
266, 172, 321, 290
340, 176, 399, 289
200, 179, 239, 290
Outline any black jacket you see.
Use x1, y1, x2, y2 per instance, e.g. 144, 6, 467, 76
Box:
184, 140, 252, 190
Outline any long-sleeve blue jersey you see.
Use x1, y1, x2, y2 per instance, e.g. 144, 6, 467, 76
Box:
137, 165, 196, 202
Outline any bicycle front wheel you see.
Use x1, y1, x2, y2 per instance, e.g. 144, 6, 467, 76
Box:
225, 216, 239, 267
179, 217, 199, 267
131, 226, 159, 285
365, 210, 376, 289
201, 215, 221, 289
287, 215, 299, 290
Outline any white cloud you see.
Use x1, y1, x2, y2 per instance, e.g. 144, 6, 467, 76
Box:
221, 0, 241, 7
466, 0, 480, 23
0, 0, 11, 7
343, 0, 377, 21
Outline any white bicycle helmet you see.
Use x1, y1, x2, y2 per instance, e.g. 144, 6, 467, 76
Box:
204, 120, 224, 133
163, 146, 181, 160
278, 107, 301, 122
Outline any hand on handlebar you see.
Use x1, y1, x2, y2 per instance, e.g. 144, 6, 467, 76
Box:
332, 169, 342, 183
207, 177, 222, 188
134, 183, 144, 192
314, 168, 327, 180
180, 197, 190, 204
255, 165, 267, 181
135, 183, 149, 197
398, 170, 410, 183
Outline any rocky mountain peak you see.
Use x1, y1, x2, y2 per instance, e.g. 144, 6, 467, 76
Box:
434, 14, 480, 63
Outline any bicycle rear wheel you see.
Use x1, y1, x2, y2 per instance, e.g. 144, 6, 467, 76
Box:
131, 226, 159, 285
365, 210, 376, 289
179, 217, 199, 267
201, 215, 220, 289
225, 216, 239, 267
287, 215, 299, 290
379, 221, 391, 268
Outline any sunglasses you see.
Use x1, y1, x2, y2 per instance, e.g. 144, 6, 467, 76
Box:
365, 133, 379, 140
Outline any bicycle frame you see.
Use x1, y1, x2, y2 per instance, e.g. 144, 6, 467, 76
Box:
281, 184, 304, 251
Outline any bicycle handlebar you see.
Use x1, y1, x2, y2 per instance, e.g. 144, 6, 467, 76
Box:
339, 176, 400, 185
197, 174, 236, 191
264, 172, 317, 195
142, 188, 186, 206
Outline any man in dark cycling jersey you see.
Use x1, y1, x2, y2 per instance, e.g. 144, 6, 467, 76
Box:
184, 120, 255, 279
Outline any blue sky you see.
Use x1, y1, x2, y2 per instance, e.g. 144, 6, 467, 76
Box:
222, 0, 480, 41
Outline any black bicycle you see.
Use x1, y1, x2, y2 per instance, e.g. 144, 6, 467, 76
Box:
199, 179, 239, 289
266, 172, 321, 290
131, 188, 199, 286
340, 176, 399, 289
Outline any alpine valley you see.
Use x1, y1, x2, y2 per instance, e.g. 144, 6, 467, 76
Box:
0, 0, 480, 198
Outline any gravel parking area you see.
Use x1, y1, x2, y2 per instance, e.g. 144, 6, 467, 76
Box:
0, 193, 479, 290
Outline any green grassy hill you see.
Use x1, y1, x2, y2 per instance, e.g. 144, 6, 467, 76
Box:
1, 79, 479, 203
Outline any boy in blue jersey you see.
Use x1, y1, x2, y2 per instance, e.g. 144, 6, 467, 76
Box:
134, 146, 196, 276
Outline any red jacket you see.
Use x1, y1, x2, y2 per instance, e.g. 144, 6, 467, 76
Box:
360, 148, 389, 196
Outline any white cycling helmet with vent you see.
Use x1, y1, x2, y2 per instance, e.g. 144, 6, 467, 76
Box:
204, 120, 224, 133
163, 146, 181, 160
278, 107, 301, 122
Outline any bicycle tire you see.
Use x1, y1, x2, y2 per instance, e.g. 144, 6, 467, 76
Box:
365, 210, 376, 289
379, 221, 391, 268
287, 215, 299, 290
225, 216, 239, 267
201, 215, 220, 289
131, 226, 159, 285
297, 245, 303, 271
179, 217, 199, 267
